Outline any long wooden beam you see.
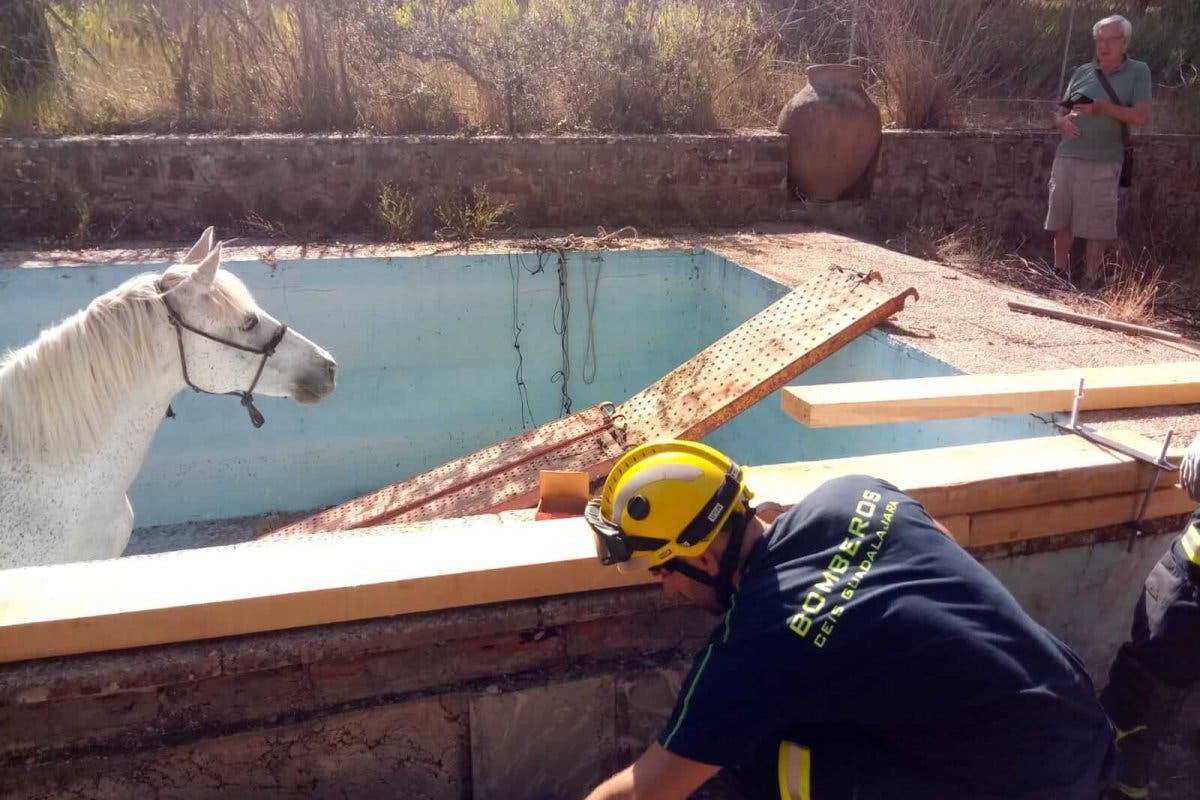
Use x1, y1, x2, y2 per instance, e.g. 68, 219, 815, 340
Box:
969, 487, 1192, 546
1, 430, 1187, 664
780, 362, 1200, 427
745, 429, 1177, 518
0, 517, 652, 664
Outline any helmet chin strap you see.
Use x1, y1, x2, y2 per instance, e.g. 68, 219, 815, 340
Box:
664, 506, 755, 611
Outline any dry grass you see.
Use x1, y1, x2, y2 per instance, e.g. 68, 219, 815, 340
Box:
2, 0, 1195, 135
1087, 260, 1165, 326
890, 221, 1198, 334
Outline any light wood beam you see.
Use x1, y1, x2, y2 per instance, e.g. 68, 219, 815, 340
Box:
781, 362, 1200, 428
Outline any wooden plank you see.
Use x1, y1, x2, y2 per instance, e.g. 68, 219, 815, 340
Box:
781, 362, 1200, 427
745, 429, 1173, 518
0, 429, 1185, 664
937, 514, 972, 545
1008, 300, 1185, 342
0, 517, 652, 664
969, 486, 1193, 547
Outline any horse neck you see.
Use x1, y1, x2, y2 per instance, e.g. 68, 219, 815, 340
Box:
85, 362, 182, 497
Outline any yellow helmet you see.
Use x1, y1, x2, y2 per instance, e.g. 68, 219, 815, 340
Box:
585, 440, 753, 572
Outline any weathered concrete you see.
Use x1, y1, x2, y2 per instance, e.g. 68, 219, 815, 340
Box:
470, 676, 618, 800
4, 696, 470, 799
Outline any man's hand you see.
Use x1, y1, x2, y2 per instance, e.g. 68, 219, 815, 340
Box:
583, 743, 719, 800
1179, 434, 1200, 502
755, 501, 790, 524
1056, 112, 1081, 139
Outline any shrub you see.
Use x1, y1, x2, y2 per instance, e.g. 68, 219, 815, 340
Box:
376, 184, 416, 241
435, 185, 510, 241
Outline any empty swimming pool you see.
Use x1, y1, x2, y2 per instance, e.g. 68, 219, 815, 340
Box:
0, 248, 1053, 536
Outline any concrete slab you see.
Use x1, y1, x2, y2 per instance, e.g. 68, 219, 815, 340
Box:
469, 676, 616, 800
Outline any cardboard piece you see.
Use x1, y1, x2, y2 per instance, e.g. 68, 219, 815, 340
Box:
536, 471, 591, 520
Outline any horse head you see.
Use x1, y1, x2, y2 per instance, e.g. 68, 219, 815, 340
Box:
159, 229, 337, 419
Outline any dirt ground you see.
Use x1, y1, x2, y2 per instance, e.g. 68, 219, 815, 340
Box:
5, 221, 1199, 445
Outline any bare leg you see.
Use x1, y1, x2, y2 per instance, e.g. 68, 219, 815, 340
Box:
1084, 239, 1108, 289
1053, 229, 1073, 273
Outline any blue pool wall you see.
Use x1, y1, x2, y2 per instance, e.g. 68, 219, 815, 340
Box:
0, 249, 1053, 527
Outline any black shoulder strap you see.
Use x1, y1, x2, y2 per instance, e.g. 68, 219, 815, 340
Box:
1094, 66, 1131, 148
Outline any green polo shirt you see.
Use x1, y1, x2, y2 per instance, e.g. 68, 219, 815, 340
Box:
1056, 58, 1152, 162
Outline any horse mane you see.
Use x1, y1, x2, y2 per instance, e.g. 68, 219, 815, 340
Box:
0, 268, 255, 459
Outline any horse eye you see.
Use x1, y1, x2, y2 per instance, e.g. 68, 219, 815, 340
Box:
240, 314, 259, 332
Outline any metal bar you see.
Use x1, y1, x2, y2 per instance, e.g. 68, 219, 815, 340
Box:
1128, 430, 1176, 546
1069, 377, 1084, 429
1054, 423, 1178, 472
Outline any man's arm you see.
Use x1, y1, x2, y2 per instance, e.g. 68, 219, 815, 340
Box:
584, 743, 720, 800
1085, 99, 1152, 127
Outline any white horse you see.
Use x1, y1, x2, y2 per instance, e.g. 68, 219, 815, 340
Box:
0, 228, 337, 569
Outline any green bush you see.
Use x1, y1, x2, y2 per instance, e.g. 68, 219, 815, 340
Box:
435, 185, 511, 241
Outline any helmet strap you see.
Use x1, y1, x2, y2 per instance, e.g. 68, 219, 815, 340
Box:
662, 505, 755, 612
714, 507, 753, 610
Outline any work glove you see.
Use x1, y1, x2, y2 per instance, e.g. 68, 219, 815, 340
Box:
1180, 434, 1200, 502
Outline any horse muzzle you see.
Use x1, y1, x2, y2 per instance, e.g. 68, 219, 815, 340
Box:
292, 358, 337, 405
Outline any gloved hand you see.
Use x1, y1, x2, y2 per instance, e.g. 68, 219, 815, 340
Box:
1180, 434, 1200, 502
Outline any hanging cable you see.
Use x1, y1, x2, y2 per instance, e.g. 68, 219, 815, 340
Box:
549, 247, 572, 416
509, 253, 544, 429
581, 253, 601, 384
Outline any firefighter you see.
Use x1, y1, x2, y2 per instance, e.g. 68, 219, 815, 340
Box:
1099, 435, 1200, 799
582, 439, 1116, 800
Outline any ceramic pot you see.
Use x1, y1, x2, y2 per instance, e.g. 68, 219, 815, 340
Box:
776, 64, 882, 201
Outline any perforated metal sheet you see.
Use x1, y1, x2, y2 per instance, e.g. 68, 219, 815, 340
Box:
617, 268, 918, 445
268, 405, 624, 536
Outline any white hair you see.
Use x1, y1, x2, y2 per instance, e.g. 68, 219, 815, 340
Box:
1094, 14, 1132, 40
0, 270, 254, 458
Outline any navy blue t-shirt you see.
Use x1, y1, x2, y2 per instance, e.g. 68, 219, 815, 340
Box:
658, 475, 1114, 799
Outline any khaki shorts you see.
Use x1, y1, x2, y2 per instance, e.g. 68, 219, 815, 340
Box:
1044, 156, 1122, 241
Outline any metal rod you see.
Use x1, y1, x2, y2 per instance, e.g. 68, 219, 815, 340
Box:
1054, 423, 1178, 472
1069, 377, 1084, 428
1133, 430, 1176, 525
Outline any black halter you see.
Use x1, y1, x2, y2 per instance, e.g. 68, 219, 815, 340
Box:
158, 281, 288, 428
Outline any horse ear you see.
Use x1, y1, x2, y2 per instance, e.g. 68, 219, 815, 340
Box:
192, 242, 222, 288
182, 226, 215, 265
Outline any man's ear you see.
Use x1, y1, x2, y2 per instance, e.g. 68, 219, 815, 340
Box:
697, 547, 722, 576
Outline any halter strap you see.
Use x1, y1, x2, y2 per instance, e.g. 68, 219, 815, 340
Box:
158, 281, 288, 428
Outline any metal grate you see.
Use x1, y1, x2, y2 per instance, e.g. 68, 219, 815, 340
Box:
618, 269, 918, 444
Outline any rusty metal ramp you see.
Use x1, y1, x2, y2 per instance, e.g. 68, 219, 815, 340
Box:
266, 268, 917, 537
618, 268, 918, 446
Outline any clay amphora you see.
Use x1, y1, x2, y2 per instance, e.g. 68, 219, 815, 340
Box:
776, 64, 882, 201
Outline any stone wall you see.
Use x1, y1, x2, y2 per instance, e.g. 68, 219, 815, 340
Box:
867, 130, 1200, 243
3, 129, 1196, 247
0, 133, 788, 241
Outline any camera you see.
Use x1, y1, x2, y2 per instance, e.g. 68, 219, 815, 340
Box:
1059, 93, 1095, 110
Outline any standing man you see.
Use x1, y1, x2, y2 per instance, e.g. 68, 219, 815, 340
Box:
1099, 435, 1200, 799
582, 440, 1116, 800
1045, 14, 1152, 290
